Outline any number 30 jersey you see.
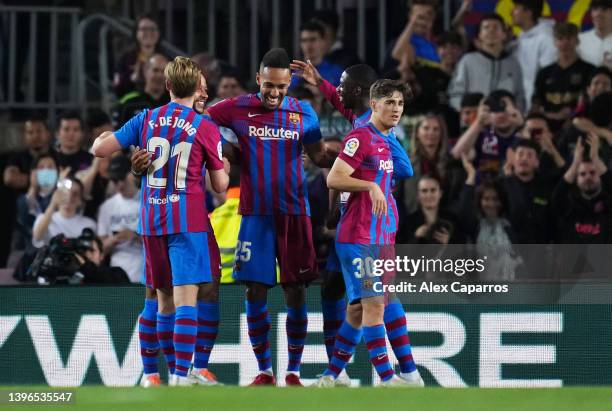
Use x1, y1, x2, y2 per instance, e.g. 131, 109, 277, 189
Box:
115, 101, 224, 236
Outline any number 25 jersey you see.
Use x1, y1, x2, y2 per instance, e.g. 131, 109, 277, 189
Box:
115, 101, 224, 236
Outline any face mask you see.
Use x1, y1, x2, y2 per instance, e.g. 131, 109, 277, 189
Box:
36, 169, 58, 190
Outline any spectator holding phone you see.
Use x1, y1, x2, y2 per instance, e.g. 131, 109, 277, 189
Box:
517, 114, 566, 173
451, 90, 523, 178
398, 175, 465, 244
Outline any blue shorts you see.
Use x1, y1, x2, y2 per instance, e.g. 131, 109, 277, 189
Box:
142, 232, 213, 288
336, 242, 395, 303
232, 215, 317, 286
325, 243, 342, 273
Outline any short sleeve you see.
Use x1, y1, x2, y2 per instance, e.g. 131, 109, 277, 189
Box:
207, 98, 234, 128
97, 202, 111, 237
115, 110, 146, 149
300, 101, 323, 145
200, 120, 224, 171
338, 130, 367, 170
388, 135, 413, 179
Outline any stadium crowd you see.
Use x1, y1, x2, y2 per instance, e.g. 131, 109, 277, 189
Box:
1, 0, 612, 284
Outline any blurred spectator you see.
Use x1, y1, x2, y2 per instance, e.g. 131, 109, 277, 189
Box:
13, 153, 60, 280
291, 20, 344, 89
113, 14, 164, 97
310, 10, 361, 68
532, 22, 595, 132
3, 116, 53, 193
97, 154, 142, 283
448, 14, 525, 111
511, 0, 557, 109
398, 175, 465, 244
451, 90, 523, 177
502, 139, 559, 244
574, 66, 612, 117
386, 52, 454, 125
81, 111, 115, 219
577, 0, 612, 68
208, 72, 246, 105
458, 155, 521, 280
191, 52, 234, 102
17, 154, 60, 244
391, 0, 440, 67
457, 92, 483, 138
551, 135, 612, 243
559, 91, 612, 166
113, 54, 169, 128
401, 113, 450, 214
292, 86, 322, 115
519, 114, 566, 173
32, 177, 96, 248
437, 31, 465, 76
55, 111, 92, 173
73, 233, 130, 284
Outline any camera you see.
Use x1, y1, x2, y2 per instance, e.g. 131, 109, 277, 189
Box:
30, 228, 96, 284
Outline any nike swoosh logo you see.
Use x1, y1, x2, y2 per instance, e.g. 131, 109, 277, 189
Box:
299, 268, 310, 274
377, 354, 387, 361
145, 349, 158, 354
378, 148, 384, 152
248, 113, 260, 118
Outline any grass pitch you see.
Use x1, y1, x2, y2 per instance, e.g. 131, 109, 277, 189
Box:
2, 386, 611, 411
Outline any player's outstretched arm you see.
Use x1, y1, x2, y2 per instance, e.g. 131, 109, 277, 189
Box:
304, 140, 340, 168
327, 158, 387, 217
292, 59, 354, 122
92, 131, 122, 158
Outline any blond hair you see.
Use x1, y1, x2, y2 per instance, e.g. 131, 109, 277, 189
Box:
164, 56, 201, 98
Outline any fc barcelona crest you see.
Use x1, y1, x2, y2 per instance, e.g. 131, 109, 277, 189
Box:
289, 113, 300, 124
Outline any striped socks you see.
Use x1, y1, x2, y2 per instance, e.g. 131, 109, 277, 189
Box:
384, 301, 417, 373
363, 324, 394, 382
138, 299, 160, 375
321, 298, 346, 361
323, 321, 362, 378
156, 312, 176, 375
194, 301, 219, 370
173, 305, 198, 377
246, 300, 272, 372
286, 305, 308, 373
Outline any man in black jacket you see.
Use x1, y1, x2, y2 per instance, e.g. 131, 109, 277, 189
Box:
551, 135, 612, 244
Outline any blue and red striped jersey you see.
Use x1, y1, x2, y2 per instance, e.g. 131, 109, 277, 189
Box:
207, 94, 322, 215
115, 101, 224, 236
336, 123, 398, 245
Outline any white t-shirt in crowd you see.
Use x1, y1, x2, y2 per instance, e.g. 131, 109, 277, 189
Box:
32, 212, 97, 248
578, 29, 612, 67
97, 192, 142, 283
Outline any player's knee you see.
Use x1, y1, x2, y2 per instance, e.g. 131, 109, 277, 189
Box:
361, 300, 385, 325
346, 303, 363, 327
282, 283, 305, 307
198, 280, 220, 302
245, 282, 268, 302
145, 287, 157, 300
321, 271, 346, 300
157, 287, 175, 314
